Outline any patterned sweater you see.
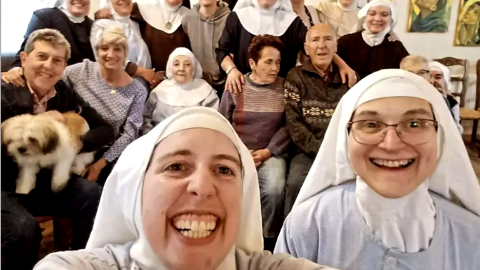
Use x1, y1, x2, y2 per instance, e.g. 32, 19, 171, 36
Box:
219, 74, 290, 156
284, 60, 349, 158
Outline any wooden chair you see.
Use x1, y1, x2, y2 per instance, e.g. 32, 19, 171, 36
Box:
202, 71, 214, 86
36, 216, 73, 251
434, 57, 480, 146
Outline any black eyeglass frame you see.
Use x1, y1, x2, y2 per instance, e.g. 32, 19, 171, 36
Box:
346, 119, 439, 146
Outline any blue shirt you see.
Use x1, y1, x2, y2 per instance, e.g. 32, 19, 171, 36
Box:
275, 182, 480, 270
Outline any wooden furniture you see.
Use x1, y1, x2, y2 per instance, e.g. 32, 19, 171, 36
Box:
36, 216, 73, 251
202, 71, 214, 86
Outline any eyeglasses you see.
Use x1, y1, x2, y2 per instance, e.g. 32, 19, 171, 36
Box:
347, 119, 438, 145
414, 69, 429, 76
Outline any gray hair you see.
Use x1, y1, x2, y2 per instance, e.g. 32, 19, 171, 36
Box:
24, 29, 71, 61
400, 55, 429, 71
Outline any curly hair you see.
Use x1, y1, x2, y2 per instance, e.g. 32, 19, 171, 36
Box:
247, 35, 284, 64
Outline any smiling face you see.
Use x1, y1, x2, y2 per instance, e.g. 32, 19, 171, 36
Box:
66, 0, 90, 16
305, 24, 337, 70
97, 42, 126, 71
348, 97, 438, 199
249, 46, 281, 84
172, 55, 194, 84
142, 128, 242, 270
20, 41, 67, 96
365, 5, 391, 34
111, 0, 133, 16
257, 0, 278, 9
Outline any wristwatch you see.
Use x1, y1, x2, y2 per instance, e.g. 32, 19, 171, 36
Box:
226, 66, 237, 75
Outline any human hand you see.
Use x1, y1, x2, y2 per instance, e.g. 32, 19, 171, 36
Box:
339, 65, 357, 88
151, 71, 166, 89
95, 8, 112, 19
388, 31, 400, 42
42, 110, 65, 123
1, 68, 25, 87
85, 158, 108, 181
225, 68, 244, 94
252, 149, 272, 167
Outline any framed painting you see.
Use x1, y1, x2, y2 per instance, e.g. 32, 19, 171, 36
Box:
454, 0, 480, 46
407, 0, 453, 33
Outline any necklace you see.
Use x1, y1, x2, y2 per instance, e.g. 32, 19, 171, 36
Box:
166, 22, 172, 30
110, 87, 116, 95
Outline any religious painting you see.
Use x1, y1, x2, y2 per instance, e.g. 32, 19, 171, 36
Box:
407, 0, 453, 33
454, 0, 480, 46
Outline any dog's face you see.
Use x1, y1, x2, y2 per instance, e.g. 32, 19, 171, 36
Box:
2, 114, 60, 157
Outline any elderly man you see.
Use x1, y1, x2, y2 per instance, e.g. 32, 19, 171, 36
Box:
284, 23, 350, 217
400, 55, 430, 80
429, 61, 463, 134
1, 29, 114, 270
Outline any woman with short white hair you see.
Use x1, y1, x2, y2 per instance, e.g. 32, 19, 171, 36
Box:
275, 69, 480, 269
63, 26, 147, 185
91, 0, 153, 88
34, 107, 339, 270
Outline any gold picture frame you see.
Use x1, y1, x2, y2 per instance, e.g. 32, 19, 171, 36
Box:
407, 0, 453, 33
454, 0, 480, 46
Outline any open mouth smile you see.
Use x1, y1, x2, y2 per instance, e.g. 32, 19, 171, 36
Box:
370, 158, 415, 169
172, 213, 218, 239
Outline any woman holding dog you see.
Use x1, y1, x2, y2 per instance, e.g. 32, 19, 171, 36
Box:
34, 107, 338, 270
62, 26, 146, 185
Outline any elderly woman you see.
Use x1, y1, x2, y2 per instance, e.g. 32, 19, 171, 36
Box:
336, 0, 409, 80
91, 0, 153, 88
62, 26, 147, 185
141, 48, 219, 135
219, 35, 290, 251
1, 0, 94, 86
275, 69, 480, 269
34, 107, 338, 270
216, 0, 357, 93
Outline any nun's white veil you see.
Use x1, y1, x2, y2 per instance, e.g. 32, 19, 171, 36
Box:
293, 69, 480, 217
87, 107, 263, 269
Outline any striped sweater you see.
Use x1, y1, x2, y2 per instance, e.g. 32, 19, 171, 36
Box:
219, 74, 290, 156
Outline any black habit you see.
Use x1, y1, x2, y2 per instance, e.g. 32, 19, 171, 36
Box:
337, 31, 409, 80
216, 12, 307, 78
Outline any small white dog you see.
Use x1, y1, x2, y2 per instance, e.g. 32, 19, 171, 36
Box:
1, 113, 94, 194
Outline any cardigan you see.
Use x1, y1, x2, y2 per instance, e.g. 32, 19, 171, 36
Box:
11, 8, 95, 68
1, 80, 114, 192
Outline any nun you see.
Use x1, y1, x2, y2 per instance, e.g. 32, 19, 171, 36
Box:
34, 107, 339, 270
141, 48, 219, 136
336, 0, 409, 80
429, 61, 463, 134
275, 69, 480, 269
216, 0, 357, 93
91, 0, 153, 88
1, 0, 94, 87
317, 0, 360, 37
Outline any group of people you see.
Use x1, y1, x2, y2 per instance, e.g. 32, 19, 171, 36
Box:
1, 0, 479, 269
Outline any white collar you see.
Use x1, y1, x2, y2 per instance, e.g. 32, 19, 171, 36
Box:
55, 0, 86, 23
292, 69, 480, 248
233, 0, 298, 36
136, 0, 188, 34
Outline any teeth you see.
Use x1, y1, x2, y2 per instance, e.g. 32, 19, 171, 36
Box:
372, 159, 413, 167
173, 213, 217, 239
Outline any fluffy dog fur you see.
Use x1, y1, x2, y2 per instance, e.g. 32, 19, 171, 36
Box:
1, 112, 94, 194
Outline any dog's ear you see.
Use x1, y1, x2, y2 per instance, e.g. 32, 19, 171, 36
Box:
42, 127, 60, 154
1, 120, 11, 145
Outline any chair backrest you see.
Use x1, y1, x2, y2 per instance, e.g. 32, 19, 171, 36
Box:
433, 57, 468, 107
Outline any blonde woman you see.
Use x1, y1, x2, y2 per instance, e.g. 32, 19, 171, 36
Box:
62, 26, 147, 185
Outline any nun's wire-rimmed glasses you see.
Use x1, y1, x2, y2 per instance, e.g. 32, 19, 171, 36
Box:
347, 119, 438, 146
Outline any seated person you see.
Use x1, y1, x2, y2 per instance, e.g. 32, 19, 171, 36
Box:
91, 0, 154, 89
141, 47, 219, 135
429, 61, 463, 134
275, 69, 480, 269
34, 107, 339, 270
400, 55, 430, 80
283, 23, 349, 217
62, 26, 147, 185
336, 0, 409, 80
1, 29, 114, 270
219, 35, 290, 251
